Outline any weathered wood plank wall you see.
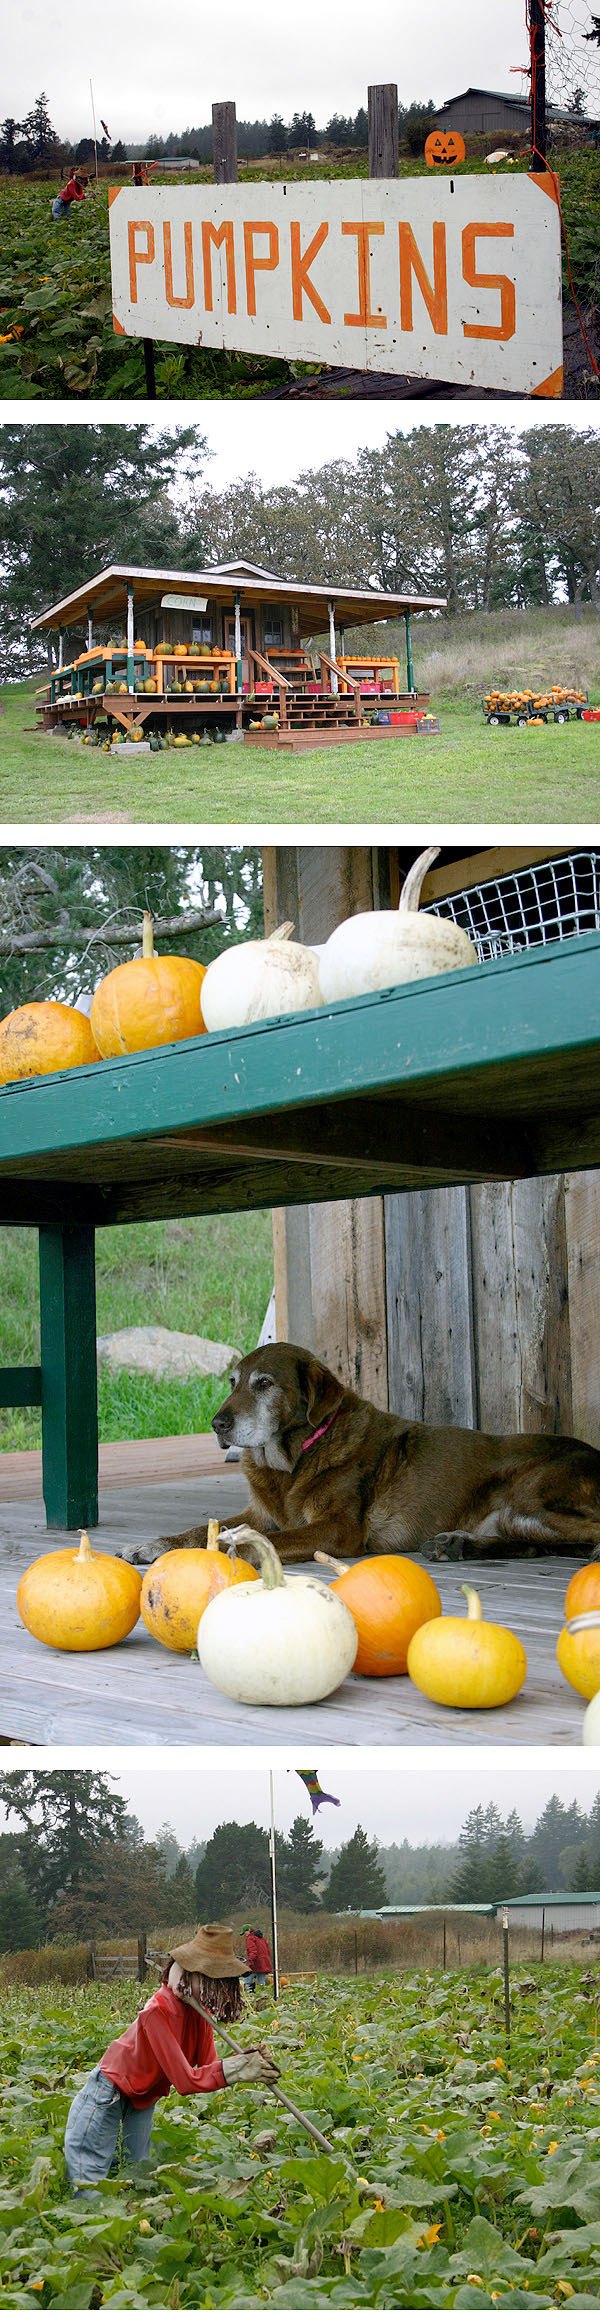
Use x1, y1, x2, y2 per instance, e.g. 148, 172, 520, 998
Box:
263, 846, 600, 1449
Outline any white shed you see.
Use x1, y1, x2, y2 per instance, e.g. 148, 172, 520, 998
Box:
500, 1892, 600, 1933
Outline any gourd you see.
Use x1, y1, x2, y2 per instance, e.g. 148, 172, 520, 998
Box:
556, 1610, 600, 1701
140, 1520, 258, 1652
583, 1690, 600, 1744
16, 1532, 141, 1652
406, 1586, 527, 1709
90, 911, 207, 1057
318, 847, 477, 1004
315, 1552, 441, 1676
200, 923, 322, 1032
0, 1001, 100, 1086
564, 1565, 600, 1620
197, 1527, 358, 1704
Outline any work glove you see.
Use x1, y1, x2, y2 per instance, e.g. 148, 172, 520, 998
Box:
222, 2046, 280, 2087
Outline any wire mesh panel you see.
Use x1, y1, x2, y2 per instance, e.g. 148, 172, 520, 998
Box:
426, 851, 600, 960
543, 0, 600, 119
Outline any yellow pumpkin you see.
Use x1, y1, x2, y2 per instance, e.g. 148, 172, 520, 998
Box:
317, 1551, 441, 1675
90, 912, 207, 1057
407, 1586, 527, 1709
140, 1522, 259, 1652
16, 1532, 141, 1652
556, 1613, 600, 1701
0, 1001, 100, 1086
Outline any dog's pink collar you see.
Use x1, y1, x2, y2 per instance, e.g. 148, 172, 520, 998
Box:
300, 1414, 336, 1454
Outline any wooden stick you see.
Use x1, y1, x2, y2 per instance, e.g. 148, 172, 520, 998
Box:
183, 1990, 335, 2154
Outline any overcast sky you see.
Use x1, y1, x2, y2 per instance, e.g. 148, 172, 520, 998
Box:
9, 0, 536, 144
3, 1751, 598, 1852
26, 404, 597, 497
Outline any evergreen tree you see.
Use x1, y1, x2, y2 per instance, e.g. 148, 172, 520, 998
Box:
195, 1822, 271, 1917
268, 115, 287, 153
0, 1868, 41, 1953
450, 1806, 489, 1903
0, 843, 263, 1013
278, 1817, 324, 1911
322, 1827, 387, 1912
0, 1772, 128, 1914
167, 1856, 197, 1921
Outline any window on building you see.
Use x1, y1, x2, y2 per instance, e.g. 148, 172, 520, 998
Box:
263, 610, 283, 649
192, 620, 212, 644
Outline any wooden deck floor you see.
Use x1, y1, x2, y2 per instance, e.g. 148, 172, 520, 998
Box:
0, 1472, 584, 1748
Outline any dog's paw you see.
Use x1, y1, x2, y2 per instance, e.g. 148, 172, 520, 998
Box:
423, 1530, 471, 1563
117, 1538, 166, 1566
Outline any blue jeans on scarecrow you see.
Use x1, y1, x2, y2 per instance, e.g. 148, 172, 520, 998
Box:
51, 195, 70, 219
64, 2064, 156, 2185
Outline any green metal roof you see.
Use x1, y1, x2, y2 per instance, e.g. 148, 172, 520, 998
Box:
502, 1891, 600, 1906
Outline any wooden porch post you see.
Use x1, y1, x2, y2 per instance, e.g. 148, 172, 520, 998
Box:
126, 583, 135, 694
58, 629, 64, 669
328, 602, 338, 692
39, 1224, 99, 1530
405, 609, 415, 693
87, 609, 94, 651
234, 590, 243, 694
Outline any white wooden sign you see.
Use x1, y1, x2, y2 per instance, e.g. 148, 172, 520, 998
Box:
108, 175, 563, 396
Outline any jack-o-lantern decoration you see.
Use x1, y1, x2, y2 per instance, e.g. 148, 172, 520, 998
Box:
425, 129, 466, 168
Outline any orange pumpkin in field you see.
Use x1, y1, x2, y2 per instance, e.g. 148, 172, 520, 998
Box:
90, 912, 207, 1058
425, 129, 466, 168
0, 1001, 100, 1085
316, 1552, 442, 1676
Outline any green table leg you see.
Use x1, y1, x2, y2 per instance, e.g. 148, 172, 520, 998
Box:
39, 1225, 99, 1530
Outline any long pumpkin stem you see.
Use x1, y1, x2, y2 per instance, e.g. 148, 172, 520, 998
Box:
268, 922, 295, 944
398, 846, 440, 916
219, 1524, 286, 1588
75, 1532, 94, 1564
142, 911, 155, 959
315, 1552, 350, 1574
206, 1520, 220, 1554
461, 1585, 483, 1622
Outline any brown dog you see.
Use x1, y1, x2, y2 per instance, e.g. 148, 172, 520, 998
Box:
126, 1342, 600, 1567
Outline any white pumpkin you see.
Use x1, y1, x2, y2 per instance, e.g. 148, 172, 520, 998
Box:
200, 923, 322, 1031
583, 1687, 600, 1745
318, 847, 478, 1004
196, 1526, 358, 1705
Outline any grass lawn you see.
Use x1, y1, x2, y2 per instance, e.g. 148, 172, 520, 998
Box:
2, 684, 599, 824
0, 1210, 273, 1452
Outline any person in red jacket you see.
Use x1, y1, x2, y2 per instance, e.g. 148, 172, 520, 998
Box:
52, 171, 89, 221
64, 1923, 278, 2187
242, 1926, 273, 1991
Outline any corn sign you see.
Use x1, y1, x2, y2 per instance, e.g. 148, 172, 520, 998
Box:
108, 174, 563, 395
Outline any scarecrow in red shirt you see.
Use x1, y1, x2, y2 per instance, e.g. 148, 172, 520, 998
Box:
64, 1923, 278, 2187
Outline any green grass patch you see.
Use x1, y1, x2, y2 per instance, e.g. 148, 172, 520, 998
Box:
0, 1211, 273, 1450
1, 148, 598, 399
3, 678, 599, 825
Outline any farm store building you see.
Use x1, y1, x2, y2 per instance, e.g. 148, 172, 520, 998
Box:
433, 87, 578, 136
32, 560, 444, 754
501, 1894, 600, 1935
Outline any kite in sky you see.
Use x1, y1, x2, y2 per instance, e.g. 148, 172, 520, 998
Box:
296, 1769, 341, 1815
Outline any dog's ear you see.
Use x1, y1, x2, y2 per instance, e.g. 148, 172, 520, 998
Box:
300, 1355, 345, 1428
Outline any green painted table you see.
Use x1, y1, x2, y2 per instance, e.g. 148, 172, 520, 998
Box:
1, 929, 599, 1530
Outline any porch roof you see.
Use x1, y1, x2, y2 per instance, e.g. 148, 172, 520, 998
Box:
31, 561, 446, 637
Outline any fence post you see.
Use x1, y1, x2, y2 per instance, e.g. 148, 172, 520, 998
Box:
87, 1942, 96, 1981
502, 1912, 511, 2052
368, 84, 399, 178
138, 1931, 147, 1983
528, 0, 547, 167
354, 1928, 359, 1977
541, 1906, 545, 1963
213, 101, 238, 184
442, 1917, 447, 1970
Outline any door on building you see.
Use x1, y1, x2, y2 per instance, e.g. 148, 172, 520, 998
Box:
223, 613, 255, 686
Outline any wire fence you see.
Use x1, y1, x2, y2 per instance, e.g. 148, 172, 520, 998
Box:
543, 0, 600, 120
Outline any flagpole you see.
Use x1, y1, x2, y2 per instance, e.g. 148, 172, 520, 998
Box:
89, 78, 99, 186
269, 1770, 280, 2000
